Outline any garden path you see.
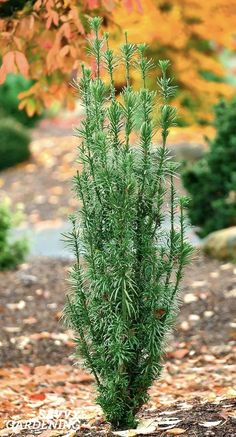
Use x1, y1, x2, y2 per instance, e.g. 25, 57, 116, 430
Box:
2, 112, 205, 258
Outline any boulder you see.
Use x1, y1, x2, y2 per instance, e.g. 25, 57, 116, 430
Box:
203, 226, 236, 260
169, 142, 206, 163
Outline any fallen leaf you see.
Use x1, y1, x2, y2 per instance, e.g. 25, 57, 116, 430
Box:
159, 410, 179, 416
0, 429, 13, 436
113, 418, 157, 436
203, 354, 216, 363
55, 311, 63, 320
62, 433, 77, 437
177, 402, 193, 411
153, 417, 182, 431
167, 429, 186, 435
219, 410, 230, 420
7, 300, 26, 311
39, 431, 63, 437
190, 280, 207, 287
3, 327, 21, 333
29, 393, 46, 401
169, 349, 189, 359
113, 431, 138, 437
23, 317, 37, 324
199, 420, 222, 427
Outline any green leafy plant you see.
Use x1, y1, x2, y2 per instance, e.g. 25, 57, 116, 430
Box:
0, 117, 31, 171
63, 17, 193, 430
182, 98, 236, 237
0, 74, 41, 127
0, 199, 28, 270
0, 0, 35, 18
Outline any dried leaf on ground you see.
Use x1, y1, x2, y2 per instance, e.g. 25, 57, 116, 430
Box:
167, 429, 187, 435
199, 420, 222, 427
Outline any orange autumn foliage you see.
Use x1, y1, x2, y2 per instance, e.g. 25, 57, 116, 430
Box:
107, 0, 236, 123
0, 0, 235, 122
0, 0, 141, 114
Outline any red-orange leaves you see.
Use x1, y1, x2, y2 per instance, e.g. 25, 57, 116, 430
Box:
0, 51, 29, 84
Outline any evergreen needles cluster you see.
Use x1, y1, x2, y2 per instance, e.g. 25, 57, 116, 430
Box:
182, 98, 236, 237
64, 17, 193, 430
0, 199, 28, 270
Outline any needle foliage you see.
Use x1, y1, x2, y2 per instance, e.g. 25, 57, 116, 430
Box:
63, 17, 193, 430
182, 98, 236, 237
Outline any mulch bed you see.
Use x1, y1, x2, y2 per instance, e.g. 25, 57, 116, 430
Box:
4, 399, 236, 437
1, 386, 236, 436
0, 253, 235, 436
0, 254, 235, 368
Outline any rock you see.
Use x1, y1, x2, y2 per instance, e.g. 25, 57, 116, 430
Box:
18, 273, 38, 286
203, 227, 236, 260
169, 142, 206, 163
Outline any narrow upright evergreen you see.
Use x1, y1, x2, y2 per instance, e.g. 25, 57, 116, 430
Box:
64, 17, 192, 430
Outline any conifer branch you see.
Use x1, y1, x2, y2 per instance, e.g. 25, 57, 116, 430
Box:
66, 295, 101, 387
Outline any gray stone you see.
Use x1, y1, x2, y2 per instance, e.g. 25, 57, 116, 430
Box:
169, 142, 206, 163
18, 273, 38, 286
203, 226, 236, 260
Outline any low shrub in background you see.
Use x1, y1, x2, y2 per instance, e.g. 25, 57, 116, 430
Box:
0, 118, 31, 171
0, 73, 41, 128
63, 17, 192, 430
0, 0, 33, 17
182, 98, 236, 237
0, 199, 28, 270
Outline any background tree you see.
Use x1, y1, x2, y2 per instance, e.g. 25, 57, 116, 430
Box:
0, 0, 235, 122
107, 0, 236, 124
0, 0, 141, 115
182, 98, 236, 237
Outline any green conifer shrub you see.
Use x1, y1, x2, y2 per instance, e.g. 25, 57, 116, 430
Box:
0, 74, 41, 128
182, 98, 236, 237
0, 199, 28, 270
63, 17, 193, 430
0, 118, 31, 171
